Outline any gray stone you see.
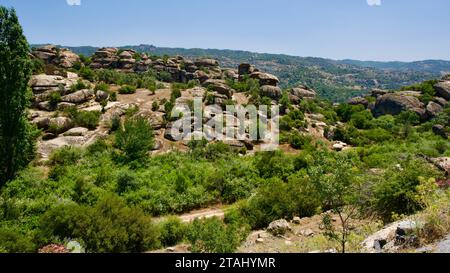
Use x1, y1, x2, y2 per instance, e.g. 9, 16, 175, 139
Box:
267, 219, 291, 236
434, 81, 450, 100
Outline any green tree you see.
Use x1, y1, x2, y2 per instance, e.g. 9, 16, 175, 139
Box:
0, 7, 37, 187
115, 116, 154, 164
309, 153, 361, 253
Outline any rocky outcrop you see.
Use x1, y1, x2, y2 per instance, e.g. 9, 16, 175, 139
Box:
32, 45, 80, 69
373, 93, 425, 118
117, 50, 137, 71
289, 85, 317, 103
202, 79, 234, 99
348, 97, 369, 108
260, 85, 282, 100
238, 63, 258, 76
371, 88, 390, 98
61, 89, 95, 104
194, 58, 219, 68
249, 72, 280, 86
434, 81, 450, 100
362, 219, 422, 253
426, 101, 444, 118
90, 47, 119, 69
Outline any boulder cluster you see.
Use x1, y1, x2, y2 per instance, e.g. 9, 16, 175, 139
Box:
347, 77, 450, 122
32, 45, 81, 69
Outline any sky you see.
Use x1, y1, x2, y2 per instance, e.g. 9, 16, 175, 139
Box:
1, 0, 450, 61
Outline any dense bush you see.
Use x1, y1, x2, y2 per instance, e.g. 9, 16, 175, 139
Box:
115, 116, 154, 164
159, 217, 187, 247
38, 195, 160, 253
63, 107, 101, 130
186, 217, 248, 253
369, 158, 441, 222
239, 176, 320, 229
119, 85, 137, 94
0, 228, 36, 253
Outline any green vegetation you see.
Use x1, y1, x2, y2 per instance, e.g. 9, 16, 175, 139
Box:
119, 85, 137, 94
63, 107, 101, 130
0, 7, 37, 186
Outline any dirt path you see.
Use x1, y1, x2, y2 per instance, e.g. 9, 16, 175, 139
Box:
155, 206, 227, 223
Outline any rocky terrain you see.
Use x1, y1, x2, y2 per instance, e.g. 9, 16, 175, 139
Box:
6, 43, 450, 253
29, 45, 327, 159
32, 44, 450, 102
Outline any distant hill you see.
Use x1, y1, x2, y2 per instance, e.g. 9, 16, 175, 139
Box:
340, 59, 450, 75
31, 44, 450, 102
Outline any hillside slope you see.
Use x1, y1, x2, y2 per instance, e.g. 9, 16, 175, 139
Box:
32, 44, 449, 102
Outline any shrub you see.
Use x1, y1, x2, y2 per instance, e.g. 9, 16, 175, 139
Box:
119, 85, 137, 94
78, 66, 95, 81
70, 79, 89, 92
350, 110, 373, 129
159, 217, 187, 247
288, 132, 313, 150
370, 159, 441, 222
95, 83, 110, 92
110, 115, 121, 132
116, 170, 139, 194
109, 92, 117, 101
49, 146, 83, 166
115, 116, 154, 164
0, 228, 36, 253
158, 71, 172, 82
73, 110, 101, 130
186, 217, 247, 253
48, 92, 61, 110
152, 101, 159, 111
239, 176, 320, 229
38, 195, 160, 253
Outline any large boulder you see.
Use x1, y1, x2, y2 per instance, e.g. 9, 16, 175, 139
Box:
289, 86, 316, 103
90, 47, 119, 69
30, 74, 68, 94
426, 101, 444, 118
194, 58, 219, 68
267, 219, 291, 236
348, 97, 369, 108
362, 219, 422, 253
32, 45, 80, 69
61, 89, 95, 104
202, 79, 234, 98
49, 117, 73, 134
249, 72, 280, 86
63, 127, 89, 137
238, 63, 257, 76
32, 45, 58, 62
58, 49, 81, 69
260, 85, 282, 100
373, 93, 425, 118
434, 81, 450, 100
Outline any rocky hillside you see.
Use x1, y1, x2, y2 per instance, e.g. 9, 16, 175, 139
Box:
28, 45, 450, 161
32, 44, 449, 102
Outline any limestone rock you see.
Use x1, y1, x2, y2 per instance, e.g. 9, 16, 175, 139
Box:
260, 85, 282, 100
267, 219, 291, 236
249, 72, 280, 86
289, 86, 316, 103
373, 93, 425, 118
63, 127, 89, 137
434, 81, 450, 100
61, 89, 95, 104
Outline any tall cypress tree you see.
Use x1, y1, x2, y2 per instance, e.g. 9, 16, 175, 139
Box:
0, 7, 36, 187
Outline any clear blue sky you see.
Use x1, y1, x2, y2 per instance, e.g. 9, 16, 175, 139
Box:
1, 0, 450, 61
